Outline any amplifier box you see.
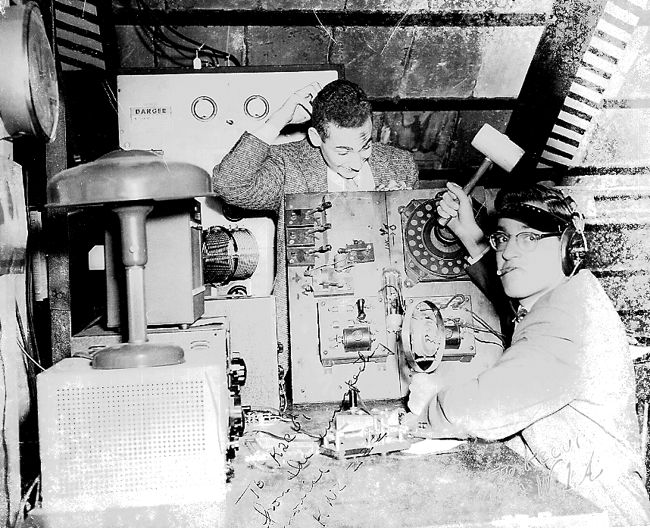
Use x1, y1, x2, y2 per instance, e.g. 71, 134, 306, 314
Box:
105, 199, 204, 328
38, 323, 230, 513
203, 296, 280, 410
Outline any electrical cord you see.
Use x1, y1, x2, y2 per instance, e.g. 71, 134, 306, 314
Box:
0, 338, 10, 524
152, 28, 221, 68
137, 25, 197, 68
16, 475, 40, 524
101, 79, 118, 114
469, 311, 505, 347
128, 0, 241, 67
316, 345, 381, 442
130, 17, 200, 68
15, 339, 44, 374
345, 345, 378, 391
16, 300, 43, 424
243, 408, 323, 440
474, 336, 505, 346
156, 23, 240, 66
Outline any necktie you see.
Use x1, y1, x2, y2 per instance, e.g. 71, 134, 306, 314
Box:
514, 305, 528, 325
343, 177, 358, 192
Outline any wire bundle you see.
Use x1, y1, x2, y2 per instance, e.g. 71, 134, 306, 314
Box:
129, 0, 241, 68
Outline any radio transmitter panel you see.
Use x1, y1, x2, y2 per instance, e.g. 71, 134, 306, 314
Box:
286, 189, 503, 404
117, 66, 341, 298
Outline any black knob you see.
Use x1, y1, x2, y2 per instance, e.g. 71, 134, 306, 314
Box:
229, 353, 247, 387
356, 298, 367, 321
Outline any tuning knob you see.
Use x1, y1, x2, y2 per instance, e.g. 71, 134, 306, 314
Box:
229, 352, 247, 388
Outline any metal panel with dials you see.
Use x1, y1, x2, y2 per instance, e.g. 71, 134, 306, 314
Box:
286, 189, 504, 404
116, 66, 341, 298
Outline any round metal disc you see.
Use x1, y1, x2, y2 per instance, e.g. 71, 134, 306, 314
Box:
47, 149, 213, 207
402, 199, 466, 280
91, 342, 185, 370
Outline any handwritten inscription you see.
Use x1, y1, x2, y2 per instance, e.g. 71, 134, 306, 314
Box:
269, 434, 298, 468
534, 436, 603, 491
478, 436, 604, 503
234, 450, 351, 527
232, 351, 379, 526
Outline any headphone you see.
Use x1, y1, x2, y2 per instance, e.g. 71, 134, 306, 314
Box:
558, 194, 588, 277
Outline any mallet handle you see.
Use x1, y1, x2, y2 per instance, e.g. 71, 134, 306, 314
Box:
462, 157, 493, 194
438, 157, 493, 227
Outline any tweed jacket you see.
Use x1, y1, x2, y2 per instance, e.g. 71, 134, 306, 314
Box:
424, 269, 650, 526
212, 131, 419, 361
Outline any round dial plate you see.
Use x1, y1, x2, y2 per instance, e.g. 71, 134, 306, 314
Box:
244, 95, 270, 120
191, 96, 218, 121
27, 9, 59, 138
0, 2, 59, 141
402, 199, 465, 281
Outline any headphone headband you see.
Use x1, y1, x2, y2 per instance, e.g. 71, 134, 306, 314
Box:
494, 203, 568, 233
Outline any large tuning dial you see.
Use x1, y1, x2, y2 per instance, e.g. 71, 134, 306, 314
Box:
400, 199, 467, 282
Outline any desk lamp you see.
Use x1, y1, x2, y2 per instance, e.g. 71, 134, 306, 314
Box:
47, 149, 212, 369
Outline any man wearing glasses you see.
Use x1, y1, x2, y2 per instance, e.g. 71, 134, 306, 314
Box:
407, 182, 650, 526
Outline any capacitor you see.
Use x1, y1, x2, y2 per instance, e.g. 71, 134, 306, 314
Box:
444, 321, 462, 349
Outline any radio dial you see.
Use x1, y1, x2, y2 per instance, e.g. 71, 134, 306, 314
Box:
244, 95, 270, 120
191, 96, 218, 121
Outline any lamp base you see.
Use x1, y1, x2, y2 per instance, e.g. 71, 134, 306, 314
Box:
91, 342, 185, 369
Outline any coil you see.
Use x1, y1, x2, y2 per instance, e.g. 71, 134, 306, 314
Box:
402, 299, 445, 373
203, 226, 259, 285
342, 326, 372, 353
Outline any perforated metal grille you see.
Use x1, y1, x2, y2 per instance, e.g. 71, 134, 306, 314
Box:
203, 226, 235, 283
230, 228, 259, 279
203, 226, 259, 284
53, 381, 206, 495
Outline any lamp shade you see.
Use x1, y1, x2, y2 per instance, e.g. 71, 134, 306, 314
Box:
47, 149, 213, 206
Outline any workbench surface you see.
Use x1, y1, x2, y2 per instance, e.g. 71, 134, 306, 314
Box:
227, 401, 608, 528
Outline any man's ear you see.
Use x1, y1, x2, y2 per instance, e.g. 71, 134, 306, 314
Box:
307, 127, 323, 148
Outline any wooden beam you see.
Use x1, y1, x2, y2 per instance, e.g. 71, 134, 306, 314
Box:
111, 8, 551, 28
369, 97, 518, 112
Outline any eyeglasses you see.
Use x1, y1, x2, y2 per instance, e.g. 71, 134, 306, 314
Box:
488, 231, 562, 252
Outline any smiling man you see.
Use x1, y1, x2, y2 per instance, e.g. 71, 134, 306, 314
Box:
408, 183, 650, 526
212, 79, 418, 382
213, 79, 418, 199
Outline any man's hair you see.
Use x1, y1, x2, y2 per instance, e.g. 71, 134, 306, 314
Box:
494, 183, 574, 230
311, 80, 372, 139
